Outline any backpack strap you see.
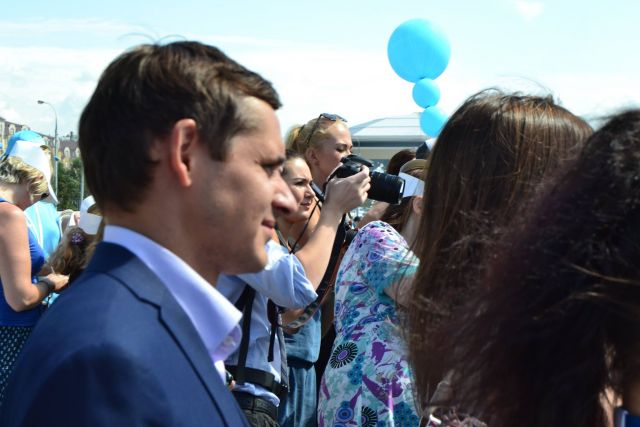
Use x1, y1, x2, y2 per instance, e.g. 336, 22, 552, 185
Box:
228, 284, 289, 399
232, 284, 256, 386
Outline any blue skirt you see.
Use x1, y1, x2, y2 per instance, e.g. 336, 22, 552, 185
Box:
0, 325, 33, 406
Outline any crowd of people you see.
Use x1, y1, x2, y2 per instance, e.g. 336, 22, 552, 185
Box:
0, 39, 638, 427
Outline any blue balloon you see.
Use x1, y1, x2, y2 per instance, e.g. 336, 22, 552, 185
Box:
388, 19, 451, 83
412, 78, 441, 108
420, 107, 448, 137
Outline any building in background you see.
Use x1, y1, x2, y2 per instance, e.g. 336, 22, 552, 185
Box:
58, 133, 80, 167
5, 112, 426, 168
0, 117, 79, 166
0, 116, 31, 154
350, 112, 427, 170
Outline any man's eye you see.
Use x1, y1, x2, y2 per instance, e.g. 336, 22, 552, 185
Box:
263, 164, 283, 176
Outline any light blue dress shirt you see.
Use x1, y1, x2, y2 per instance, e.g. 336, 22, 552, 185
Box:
217, 240, 317, 406
103, 225, 242, 383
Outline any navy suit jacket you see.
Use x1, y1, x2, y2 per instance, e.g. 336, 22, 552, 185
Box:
0, 242, 249, 427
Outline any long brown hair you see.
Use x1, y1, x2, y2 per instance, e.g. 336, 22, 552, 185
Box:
408, 89, 593, 404
436, 109, 640, 426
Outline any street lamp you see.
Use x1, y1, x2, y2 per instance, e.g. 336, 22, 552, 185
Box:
37, 99, 58, 196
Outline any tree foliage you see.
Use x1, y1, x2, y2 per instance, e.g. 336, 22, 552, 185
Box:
56, 158, 83, 211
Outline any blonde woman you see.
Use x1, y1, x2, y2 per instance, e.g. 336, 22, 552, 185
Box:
0, 143, 67, 404
279, 114, 353, 427
287, 113, 352, 187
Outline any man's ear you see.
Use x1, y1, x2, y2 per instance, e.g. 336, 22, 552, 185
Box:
169, 119, 198, 187
412, 195, 423, 216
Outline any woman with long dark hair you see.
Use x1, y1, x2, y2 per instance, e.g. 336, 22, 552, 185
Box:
407, 89, 593, 416
430, 110, 640, 426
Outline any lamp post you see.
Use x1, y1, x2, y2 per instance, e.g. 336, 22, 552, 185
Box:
37, 100, 58, 196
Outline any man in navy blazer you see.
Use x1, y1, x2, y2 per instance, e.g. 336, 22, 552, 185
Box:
0, 41, 296, 426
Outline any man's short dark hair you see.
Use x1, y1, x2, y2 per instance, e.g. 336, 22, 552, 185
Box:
79, 41, 281, 212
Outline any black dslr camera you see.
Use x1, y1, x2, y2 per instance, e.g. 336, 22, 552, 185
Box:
332, 154, 405, 204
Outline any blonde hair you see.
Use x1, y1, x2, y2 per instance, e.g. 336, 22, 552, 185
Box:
285, 116, 348, 155
0, 157, 48, 195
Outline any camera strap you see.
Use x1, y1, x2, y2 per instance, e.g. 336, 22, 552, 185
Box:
282, 215, 350, 331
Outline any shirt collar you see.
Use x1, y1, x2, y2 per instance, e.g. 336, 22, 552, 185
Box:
103, 225, 242, 369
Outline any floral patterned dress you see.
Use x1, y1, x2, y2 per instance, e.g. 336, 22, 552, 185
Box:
318, 221, 420, 427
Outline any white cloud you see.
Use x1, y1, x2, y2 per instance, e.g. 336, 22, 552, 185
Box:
0, 18, 148, 38
536, 72, 640, 122
224, 43, 419, 132
201, 34, 331, 50
513, 0, 545, 22
1, 30, 635, 142
0, 46, 120, 135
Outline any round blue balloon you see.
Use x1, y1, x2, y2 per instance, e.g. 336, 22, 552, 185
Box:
388, 19, 451, 83
420, 107, 448, 137
412, 78, 441, 108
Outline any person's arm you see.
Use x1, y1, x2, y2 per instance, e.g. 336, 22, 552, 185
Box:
237, 241, 317, 309
0, 205, 67, 311
293, 168, 370, 288
383, 274, 415, 307
358, 222, 419, 307
281, 170, 370, 324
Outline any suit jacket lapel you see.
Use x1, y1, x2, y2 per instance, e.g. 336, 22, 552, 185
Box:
85, 243, 245, 425
157, 295, 243, 423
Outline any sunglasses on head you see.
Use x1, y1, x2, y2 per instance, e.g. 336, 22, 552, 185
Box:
302, 113, 348, 149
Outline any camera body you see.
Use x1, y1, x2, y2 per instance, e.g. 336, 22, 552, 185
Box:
333, 154, 405, 204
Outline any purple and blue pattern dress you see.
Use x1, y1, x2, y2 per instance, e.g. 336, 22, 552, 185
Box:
318, 221, 420, 427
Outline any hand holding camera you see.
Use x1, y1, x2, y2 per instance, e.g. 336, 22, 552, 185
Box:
323, 166, 371, 215
330, 154, 405, 205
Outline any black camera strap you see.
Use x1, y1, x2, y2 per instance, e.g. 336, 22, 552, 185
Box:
282, 214, 349, 331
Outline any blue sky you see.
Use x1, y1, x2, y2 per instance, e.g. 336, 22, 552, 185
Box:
1, 0, 638, 138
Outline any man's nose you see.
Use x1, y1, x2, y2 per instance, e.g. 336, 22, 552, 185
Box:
272, 176, 296, 217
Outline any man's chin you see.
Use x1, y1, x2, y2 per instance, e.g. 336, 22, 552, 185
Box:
221, 250, 267, 275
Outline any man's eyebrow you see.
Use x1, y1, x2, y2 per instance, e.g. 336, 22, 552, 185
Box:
262, 156, 285, 166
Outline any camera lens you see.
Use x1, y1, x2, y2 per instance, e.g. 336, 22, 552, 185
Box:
368, 171, 405, 204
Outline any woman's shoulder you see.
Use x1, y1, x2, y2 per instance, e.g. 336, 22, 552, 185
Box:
359, 220, 397, 234
356, 220, 402, 243
0, 201, 25, 223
